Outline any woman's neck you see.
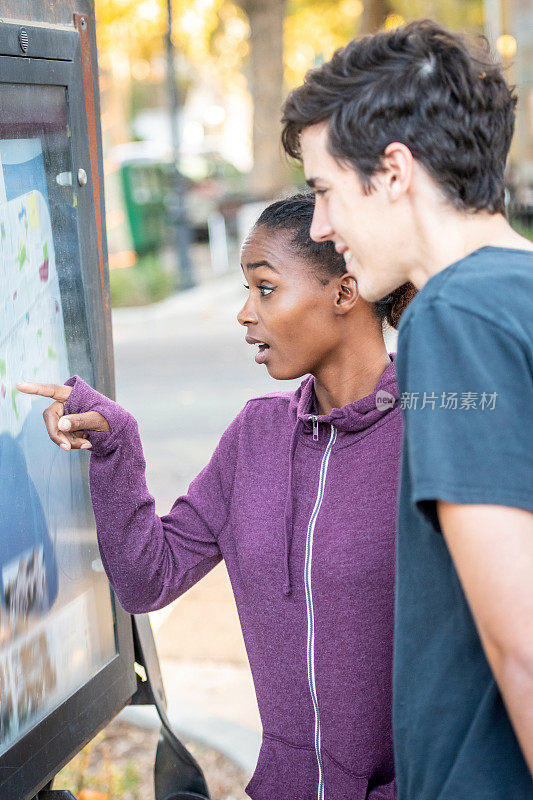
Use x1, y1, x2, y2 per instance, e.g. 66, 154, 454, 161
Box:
313, 340, 391, 416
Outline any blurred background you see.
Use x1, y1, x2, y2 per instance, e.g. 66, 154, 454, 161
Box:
98, 0, 533, 306
57, 2, 533, 797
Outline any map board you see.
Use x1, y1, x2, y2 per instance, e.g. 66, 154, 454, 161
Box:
0, 125, 117, 755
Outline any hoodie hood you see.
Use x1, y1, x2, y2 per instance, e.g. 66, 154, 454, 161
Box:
290, 353, 399, 433
282, 354, 398, 595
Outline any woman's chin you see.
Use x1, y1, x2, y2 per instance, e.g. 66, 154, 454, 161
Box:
265, 362, 308, 381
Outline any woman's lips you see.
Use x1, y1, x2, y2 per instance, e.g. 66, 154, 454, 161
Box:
255, 344, 270, 364
245, 335, 270, 365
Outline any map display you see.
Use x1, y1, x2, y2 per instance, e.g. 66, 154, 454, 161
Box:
0, 182, 67, 436
0, 119, 116, 755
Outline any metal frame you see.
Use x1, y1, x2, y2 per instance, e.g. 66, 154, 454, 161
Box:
0, 20, 137, 800
0, 27, 110, 393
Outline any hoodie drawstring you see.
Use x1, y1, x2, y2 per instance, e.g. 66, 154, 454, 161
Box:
281, 358, 397, 598
282, 416, 304, 596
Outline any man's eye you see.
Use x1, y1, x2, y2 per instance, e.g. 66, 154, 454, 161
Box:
243, 283, 249, 290
259, 286, 274, 297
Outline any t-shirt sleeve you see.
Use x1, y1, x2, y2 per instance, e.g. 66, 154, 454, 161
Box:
401, 300, 533, 532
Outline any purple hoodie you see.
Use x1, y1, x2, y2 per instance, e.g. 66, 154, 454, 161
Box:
62, 355, 402, 800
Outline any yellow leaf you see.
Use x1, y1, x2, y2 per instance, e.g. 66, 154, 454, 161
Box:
78, 791, 109, 800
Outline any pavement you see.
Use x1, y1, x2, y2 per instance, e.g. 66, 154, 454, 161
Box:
110, 272, 301, 776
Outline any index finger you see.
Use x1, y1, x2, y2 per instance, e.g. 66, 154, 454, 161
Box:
16, 381, 71, 404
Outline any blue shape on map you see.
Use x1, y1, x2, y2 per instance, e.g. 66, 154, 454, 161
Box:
0, 433, 58, 614
0, 139, 49, 203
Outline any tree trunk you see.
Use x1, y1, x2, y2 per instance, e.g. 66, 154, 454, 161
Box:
360, 0, 391, 34
240, 0, 290, 198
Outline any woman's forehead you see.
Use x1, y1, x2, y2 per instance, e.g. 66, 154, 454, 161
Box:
241, 225, 299, 265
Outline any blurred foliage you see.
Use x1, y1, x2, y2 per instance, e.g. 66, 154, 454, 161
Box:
394, 0, 484, 30
509, 218, 533, 242
95, 0, 485, 92
53, 729, 141, 799
95, 0, 246, 92
285, 0, 485, 84
109, 253, 175, 307
284, 0, 366, 85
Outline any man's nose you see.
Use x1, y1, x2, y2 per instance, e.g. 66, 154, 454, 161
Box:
309, 199, 334, 242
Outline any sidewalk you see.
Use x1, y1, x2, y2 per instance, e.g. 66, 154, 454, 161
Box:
119, 658, 261, 776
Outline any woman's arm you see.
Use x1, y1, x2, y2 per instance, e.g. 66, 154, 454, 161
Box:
19, 376, 240, 614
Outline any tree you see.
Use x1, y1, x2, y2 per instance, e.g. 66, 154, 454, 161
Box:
238, 0, 289, 197
94, 0, 485, 199
360, 0, 392, 33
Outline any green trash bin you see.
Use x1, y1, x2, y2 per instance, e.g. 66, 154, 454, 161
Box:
119, 159, 169, 256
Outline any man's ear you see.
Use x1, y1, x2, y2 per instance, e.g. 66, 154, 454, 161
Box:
380, 141, 413, 201
335, 274, 359, 314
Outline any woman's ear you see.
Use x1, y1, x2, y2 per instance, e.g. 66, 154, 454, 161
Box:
335, 274, 359, 314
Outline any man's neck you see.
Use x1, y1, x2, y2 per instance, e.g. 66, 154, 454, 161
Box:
408, 211, 533, 291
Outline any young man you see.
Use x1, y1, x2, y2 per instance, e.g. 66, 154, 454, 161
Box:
281, 19, 533, 800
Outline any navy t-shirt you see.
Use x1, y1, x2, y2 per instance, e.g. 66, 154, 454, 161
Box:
394, 246, 533, 799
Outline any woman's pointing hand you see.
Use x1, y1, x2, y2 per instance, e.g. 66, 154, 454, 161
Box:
16, 381, 110, 452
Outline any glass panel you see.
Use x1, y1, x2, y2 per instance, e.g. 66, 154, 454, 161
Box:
0, 83, 117, 755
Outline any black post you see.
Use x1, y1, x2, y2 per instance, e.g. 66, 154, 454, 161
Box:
166, 0, 194, 290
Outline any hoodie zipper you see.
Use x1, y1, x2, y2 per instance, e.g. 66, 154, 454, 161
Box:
304, 422, 337, 800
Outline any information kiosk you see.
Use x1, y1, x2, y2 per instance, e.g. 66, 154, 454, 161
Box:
0, 3, 209, 798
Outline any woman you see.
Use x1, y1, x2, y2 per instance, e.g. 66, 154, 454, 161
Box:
17, 194, 415, 800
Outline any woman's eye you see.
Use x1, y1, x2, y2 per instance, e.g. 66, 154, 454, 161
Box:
242, 283, 273, 296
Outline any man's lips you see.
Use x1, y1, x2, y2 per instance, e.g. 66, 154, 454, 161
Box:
334, 243, 353, 265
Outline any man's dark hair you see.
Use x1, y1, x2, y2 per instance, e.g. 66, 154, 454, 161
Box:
254, 193, 416, 329
281, 20, 517, 215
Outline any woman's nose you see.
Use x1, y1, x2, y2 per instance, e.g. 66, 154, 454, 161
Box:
309, 199, 334, 242
237, 296, 258, 327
